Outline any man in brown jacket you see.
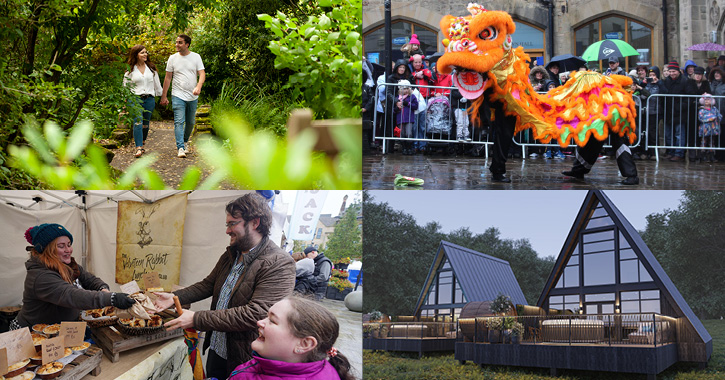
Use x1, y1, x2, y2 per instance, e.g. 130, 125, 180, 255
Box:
154, 193, 295, 379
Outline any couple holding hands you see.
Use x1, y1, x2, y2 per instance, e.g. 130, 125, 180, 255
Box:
123, 34, 204, 159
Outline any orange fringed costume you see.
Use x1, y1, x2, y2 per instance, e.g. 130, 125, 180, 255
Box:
436, 3, 639, 184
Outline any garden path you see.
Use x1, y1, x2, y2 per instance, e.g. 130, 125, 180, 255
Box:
109, 121, 237, 189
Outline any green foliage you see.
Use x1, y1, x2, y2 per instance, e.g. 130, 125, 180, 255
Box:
641, 191, 725, 319
369, 310, 383, 322
194, 112, 361, 189
490, 293, 513, 315
488, 317, 503, 331
511, 321, 524, 337
325, 202, 362, 262
193, 1, 300, 99
258, 0, 362, 119
210, 81, 293, 137
6, 121, 163, 189
6, 114, 361, 189
328, 269, 353, 291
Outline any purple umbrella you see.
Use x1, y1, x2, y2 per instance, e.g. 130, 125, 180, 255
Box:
686, 42, 725, 51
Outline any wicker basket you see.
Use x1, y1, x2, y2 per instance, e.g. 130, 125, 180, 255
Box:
80, 311, 118, 328
115, 321, 164, 336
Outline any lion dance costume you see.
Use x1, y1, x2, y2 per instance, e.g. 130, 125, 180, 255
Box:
437, 3, 639, 184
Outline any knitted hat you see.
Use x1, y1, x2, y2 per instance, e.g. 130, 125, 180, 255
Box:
699, 93, 713, 105
694, 66, 705, 75
667, 61, 680, 70
25, 223, 73, 253
398, 79, 411, 88
304, 246, 318, 255
409, 34, 421, 46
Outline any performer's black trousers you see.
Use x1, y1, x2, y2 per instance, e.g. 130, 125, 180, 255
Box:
489, 103, 517, 176
570, 133, 638, 178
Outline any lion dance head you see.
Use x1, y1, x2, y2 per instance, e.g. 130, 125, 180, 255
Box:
437, 3, 516, 99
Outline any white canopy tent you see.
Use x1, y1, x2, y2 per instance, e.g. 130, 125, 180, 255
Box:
0, 190, 289, 313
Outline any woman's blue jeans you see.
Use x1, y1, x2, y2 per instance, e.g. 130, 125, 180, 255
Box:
132, 95, 156, 148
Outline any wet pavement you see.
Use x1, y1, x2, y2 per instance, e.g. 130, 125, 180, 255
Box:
363, 151, 725, 189
320, 297, 362, 379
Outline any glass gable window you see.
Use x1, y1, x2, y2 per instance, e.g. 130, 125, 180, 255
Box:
621, 290, 660, 313
584, 251, 615, 285
550, 295, 580, 312
555, 243, 579, 288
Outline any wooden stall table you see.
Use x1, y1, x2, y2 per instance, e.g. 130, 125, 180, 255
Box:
79, 337, 190, 380
90, 325, 183, 363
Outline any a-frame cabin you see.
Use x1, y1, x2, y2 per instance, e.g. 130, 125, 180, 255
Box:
537, 190, 712, 364
454, 190, 712, 378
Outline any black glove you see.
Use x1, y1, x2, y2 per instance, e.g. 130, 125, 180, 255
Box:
111, 292, 136, 309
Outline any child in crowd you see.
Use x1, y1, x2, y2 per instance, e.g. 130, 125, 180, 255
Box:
228, 296, 354, 380
401, 34, 424, 60
697, 93, 721, 162
394, 80, 418, 155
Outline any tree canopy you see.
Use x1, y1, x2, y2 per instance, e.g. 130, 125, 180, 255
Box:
325, 201, 362, 262
640, 191, 725, 319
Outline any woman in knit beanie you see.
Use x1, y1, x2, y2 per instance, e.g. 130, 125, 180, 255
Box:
11, 223, 136, 329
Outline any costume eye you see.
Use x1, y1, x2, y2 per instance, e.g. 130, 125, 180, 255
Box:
479, 27, 498, 41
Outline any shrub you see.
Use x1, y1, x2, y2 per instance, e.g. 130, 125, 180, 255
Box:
490, 293, 513, 315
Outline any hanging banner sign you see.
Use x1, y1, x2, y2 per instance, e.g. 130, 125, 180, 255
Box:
115, 193, 188, 290
287, 191, 328, 240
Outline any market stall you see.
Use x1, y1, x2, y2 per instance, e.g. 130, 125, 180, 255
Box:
0, 190, 288, 380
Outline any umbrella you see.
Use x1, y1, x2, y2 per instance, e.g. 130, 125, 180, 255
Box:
546, 54, 586, 71
428, 51, 444, 64
686, 42, 725, 51
581, 39, 639, 61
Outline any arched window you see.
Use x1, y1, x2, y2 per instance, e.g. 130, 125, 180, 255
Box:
512, 20, 546, 66
363, 20, 438, 67
575, 16, 652, 72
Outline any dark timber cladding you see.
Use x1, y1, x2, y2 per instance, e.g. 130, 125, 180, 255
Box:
414, 240, 528, 317
536, 190, 712, 363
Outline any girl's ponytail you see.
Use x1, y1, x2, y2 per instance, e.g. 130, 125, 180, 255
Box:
328, 352, 354, 380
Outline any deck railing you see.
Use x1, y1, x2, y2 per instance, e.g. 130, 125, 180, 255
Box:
457, 313, 677, 347
363, 321, 458, 340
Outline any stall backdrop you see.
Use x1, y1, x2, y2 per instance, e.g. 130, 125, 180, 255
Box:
0, 190, 288, 314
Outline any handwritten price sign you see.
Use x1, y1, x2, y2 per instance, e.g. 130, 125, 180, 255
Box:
41, 336, 65, 365
61, 322, 86, 347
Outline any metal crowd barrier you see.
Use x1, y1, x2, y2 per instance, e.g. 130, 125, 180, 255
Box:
372, 82, 724, 161
645, 93, 725, 161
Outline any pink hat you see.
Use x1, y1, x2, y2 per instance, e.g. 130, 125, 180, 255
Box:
699, 93, 713, 105
409, 34, 421, 45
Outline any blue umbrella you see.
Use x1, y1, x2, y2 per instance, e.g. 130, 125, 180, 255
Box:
546, 54, 586, 72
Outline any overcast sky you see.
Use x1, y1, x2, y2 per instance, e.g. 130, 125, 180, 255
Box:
280, 190, 361, 217
368, 191, 684, 259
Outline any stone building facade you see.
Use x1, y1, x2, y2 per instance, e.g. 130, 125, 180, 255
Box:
363, 0, 725, 73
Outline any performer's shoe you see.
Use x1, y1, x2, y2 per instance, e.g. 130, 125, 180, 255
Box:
562, 170, 585, 179
491, 174, 511, 183
621, 176, 639, 185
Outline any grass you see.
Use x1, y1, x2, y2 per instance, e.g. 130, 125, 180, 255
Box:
210, 81, 297, 138
363, 319, 725, 380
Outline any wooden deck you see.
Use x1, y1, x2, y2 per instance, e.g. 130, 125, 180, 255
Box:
363, 337, 457, 356
455, 341, 679, 377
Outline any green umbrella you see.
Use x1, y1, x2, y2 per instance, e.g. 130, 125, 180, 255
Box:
581, 39, 639, 62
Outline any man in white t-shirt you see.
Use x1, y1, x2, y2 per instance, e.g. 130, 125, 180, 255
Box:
160, 34, 205, 158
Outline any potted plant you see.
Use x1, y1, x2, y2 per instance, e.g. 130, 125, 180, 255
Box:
487, 317, 503, 343
510, 321, 524, 344
369, 310, 383, 322
334, 257, 351, 270
490, 293, 513, 315
363, 323, 374, 338
502, 317, 515, 343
